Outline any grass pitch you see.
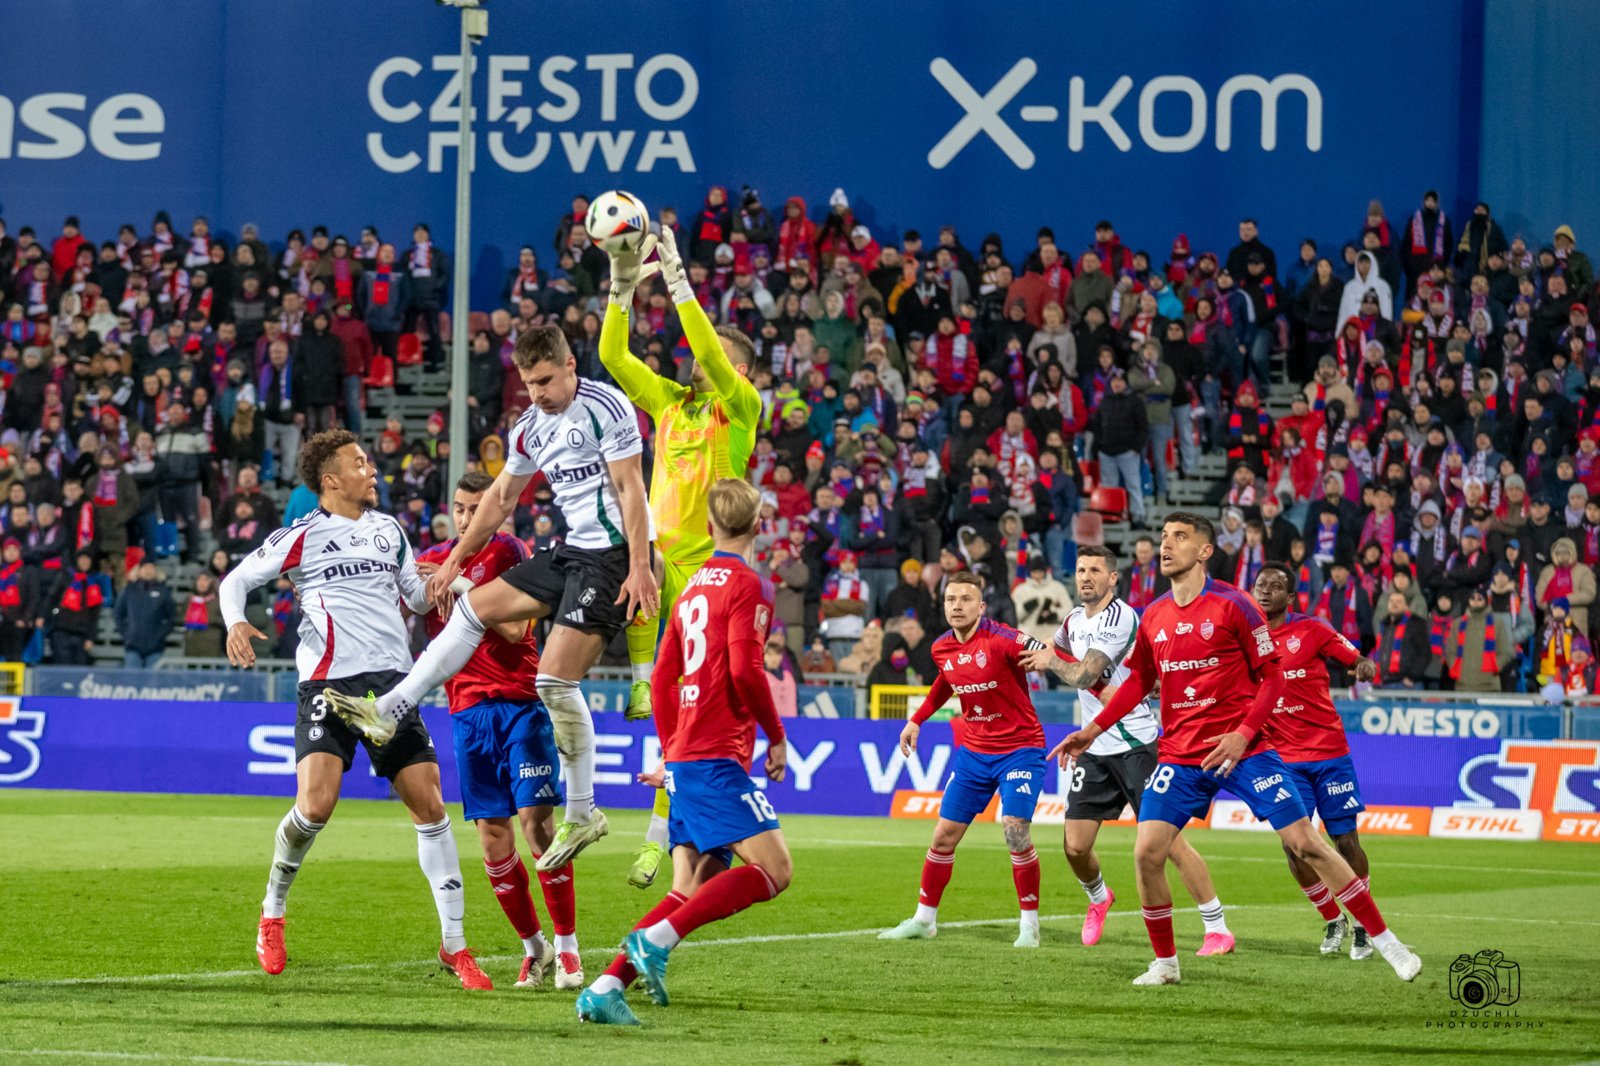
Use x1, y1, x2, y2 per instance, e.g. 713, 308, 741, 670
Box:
2, 790, 1597, 1065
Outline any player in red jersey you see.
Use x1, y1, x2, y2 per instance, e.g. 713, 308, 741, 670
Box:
1057, 513, 1420, 986
576, 479, 790, 1026
417, 472, 582, 991
880, 570, 1049, 949
1252, 562, 1383, 960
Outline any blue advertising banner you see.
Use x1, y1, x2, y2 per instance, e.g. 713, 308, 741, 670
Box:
5, 697, 1597, 817
28, 666, 271, 703
0, 1, 1477, 308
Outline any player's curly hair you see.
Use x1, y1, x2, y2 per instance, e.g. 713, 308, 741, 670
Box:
298, 428, 359, 491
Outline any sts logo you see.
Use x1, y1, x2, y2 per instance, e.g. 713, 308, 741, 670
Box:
0, 697, 46, 784
1457, 741, 1600, 812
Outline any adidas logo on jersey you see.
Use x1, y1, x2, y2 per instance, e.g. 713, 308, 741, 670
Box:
1154, 629, 1169, 642
566, 608, 585, 625
1272, 787, 1292, 803
1343, 796, 1360, 810
321, 541, 341, 553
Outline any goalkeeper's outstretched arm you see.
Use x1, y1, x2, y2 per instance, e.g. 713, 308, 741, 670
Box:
599, 302, 673, 418
658, 229, 758, 419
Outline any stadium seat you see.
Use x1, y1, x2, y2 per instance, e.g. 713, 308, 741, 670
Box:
396, 333, 423, 365
468, 310, 490, 335
1072, 511, 1105, 546
364, 354, 395, 388
1089, 486, 1129, 522
1080, 459, 1099, 492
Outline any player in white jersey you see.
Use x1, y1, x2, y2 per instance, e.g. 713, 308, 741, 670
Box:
1020, 545, 1234, 954
221, 430, 491, 989
324, 324, 658, 872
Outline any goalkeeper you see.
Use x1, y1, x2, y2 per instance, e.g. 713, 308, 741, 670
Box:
603, 227, 762, 890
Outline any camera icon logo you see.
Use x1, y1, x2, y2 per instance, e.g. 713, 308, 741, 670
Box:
1448, 948, 1521, 1008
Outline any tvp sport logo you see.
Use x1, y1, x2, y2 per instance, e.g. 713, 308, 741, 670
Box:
0, 697, 46, 784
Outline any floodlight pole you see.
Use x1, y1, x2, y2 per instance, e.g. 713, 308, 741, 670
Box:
444, 0, 487, 496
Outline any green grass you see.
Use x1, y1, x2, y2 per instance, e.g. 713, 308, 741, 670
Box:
1, 790, 1597, 1066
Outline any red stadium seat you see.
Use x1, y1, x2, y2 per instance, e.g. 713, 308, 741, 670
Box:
1089, 486, 1129, 522
396, 333, 423, 366
1072, 511, 1105, 546
364, 354, 395, 388
1080, 459, 1099, 492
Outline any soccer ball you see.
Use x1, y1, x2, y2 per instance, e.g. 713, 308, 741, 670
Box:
585, 190, 651, 255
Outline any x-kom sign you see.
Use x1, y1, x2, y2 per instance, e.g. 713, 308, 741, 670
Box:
927, 57, 1323, 168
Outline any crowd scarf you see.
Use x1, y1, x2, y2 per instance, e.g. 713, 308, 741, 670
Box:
271, 586, 295, 636
1292, 563, 1313, 611
1411, 523, 1448, 565
1347, 441, 1375, 483
1429, 610, 1451, 662
1450, 611, 1497, 679
1059, 381, 1080, 428
1308, 377, 1333, 411
0, 559, 22, 609
1410, 208, 1448, 259
1009, 533, 1031, 588
1188, 316, 1211, 347
1512, 562, 1532, 620
821, 570, 866, 604
1314, 523, 1339, 562
1335, 334, 1364, 376
160, 267, 190, 310
184, 593, 212, 630
185, 233, 210, 268
1090, 369, 1113, 407
332, 256, 354, 301
1260, 275, 1278, 311
1006, 457, 1034, 512
812, 506, 844, 565
408, 241, 435, 276
27, 277, 50, 317
1227, 406, 1271, 462
1218, 288, 1235, 327
863, 384, 891, 428
926, 333, 972, 391
1492, 490, 1528, 523
1375, 438, 1409, 477
1523, 450, 1544, 488
1424, 308, 1455, 341
1362, 510, 1397, 555
1398, 335, 1430, 385
1383, 613, 1411, 679
1006, 346, 1027, 404
969, 482, 991, 507
1315, 580, 1362, 641
1224, 482, 1259, 511
1446, 546, 1483, 579
74, 504, 94, 552
1234, 542, 1265, 589
1355, 560, 1386, 601
1315, 417, 1349, 456
1128, 560, 1159, 610
1583, 521, 1600, 567
60, 570, 106, 612
1544, 564, 1576, 604
370, 265, 393, 306
1562, 323, 1599, 362
902, 462, 928, 498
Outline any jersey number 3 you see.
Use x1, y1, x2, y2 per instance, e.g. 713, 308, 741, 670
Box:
677, 594, 709, 675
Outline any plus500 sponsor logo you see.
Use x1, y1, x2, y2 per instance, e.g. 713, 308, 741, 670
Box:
928, 59, 1321, 169
0, 92, 164, 161
367, 52, 698, 174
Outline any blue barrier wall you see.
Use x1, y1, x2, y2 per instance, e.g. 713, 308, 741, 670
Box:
0, 1, 1512, 309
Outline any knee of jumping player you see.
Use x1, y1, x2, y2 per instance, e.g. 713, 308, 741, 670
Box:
1002, 816, 1033, 853
757, 851, 793, 895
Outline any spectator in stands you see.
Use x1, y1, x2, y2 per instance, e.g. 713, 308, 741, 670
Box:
403, 223, 447, 370
114, 559, 174, 668
1014, 557, 1071, 647
297, 310, 343, 434
330, 300, 373, 432
1537, 538, 1595, 634
155, 401, 207, 563
763, 635, 800, 717
1374, 591, 1432, 687
0, 537, 42, 661
360, 243, 410, 359
48, 549, 109, 665
820, 550, 870, 659
1450, 586, 1513, 692
182, 570, 226, 659
1090, 370, 1147, 527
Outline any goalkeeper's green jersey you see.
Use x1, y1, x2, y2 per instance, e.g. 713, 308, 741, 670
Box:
599, 302, 760, 564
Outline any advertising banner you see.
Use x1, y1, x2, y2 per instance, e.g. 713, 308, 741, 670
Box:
29, 667, 271, 703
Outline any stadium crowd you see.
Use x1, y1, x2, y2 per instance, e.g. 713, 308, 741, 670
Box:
1, 191, 1598, 700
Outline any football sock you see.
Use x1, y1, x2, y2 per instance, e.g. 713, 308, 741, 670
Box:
597, 890, 688, 991
376, 595, 485, 717
1079, 874, 1110, 906
536, 675, 596, 823
1141, 904, 1176, 958
262, 806, 324, 919
484, 852, 541, 941
416, 818, 467, 953
1334, 876, 1388, 937
918, 848, 956, 919
646, 788, 672, 847
1302, 881, 1342, 921
1197, 897, 1229, 935
1011, 847, 1041, 920
533, 855, 578, 939
625, 610, 657, 685
652, 864, 780, 947
1352, 875, 1368, 930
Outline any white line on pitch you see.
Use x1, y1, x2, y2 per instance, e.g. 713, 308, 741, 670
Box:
1, 1050, 365, 1066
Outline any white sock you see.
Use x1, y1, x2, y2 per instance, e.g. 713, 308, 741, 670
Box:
416, 818, 466, 953
521, 934, 546, 958
262, 806, 324, 918
537, 675, 596, 823
376, 596, 486, 717
645, 811, 671, 848
1157, 955, 1179, 966
1371, 929, 1399, 950
1020, 909, 1040, 930
643, 919, 681, 950
591, 974, 624, 995
630, 660, 653, 684
1198, 897, 1229, 935
555, 933, 579, 956
1079, 874, 1109, 905
914, 903, 938, 925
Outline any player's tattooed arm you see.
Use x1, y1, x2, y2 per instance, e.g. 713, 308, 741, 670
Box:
1021, 646, 1111, 689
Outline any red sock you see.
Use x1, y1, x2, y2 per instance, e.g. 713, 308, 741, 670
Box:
1010, 847, 1040, 912
919, 848, 956, 908
1142, 905, 1176, 958
666, 865, 779, 940
1302, 881, 1342, 921
533, 854, 576, 936
1334, 877, 1387, 936
484, 852, 541, 940
603, 890, 687, 985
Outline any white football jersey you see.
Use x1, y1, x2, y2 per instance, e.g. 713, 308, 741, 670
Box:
1054, 597, 1159, 756
503, 379, 654, 551
220, 508, 428, 682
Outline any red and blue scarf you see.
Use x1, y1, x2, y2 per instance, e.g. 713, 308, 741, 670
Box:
1315, 581, 1361, 641
1450, 613, 1496, 679
1384, 613, 1410, 679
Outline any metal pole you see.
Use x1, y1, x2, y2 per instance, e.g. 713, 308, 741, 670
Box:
446, 4, 477, 495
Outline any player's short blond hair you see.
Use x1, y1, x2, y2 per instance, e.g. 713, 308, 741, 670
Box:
708, 478, 761, 538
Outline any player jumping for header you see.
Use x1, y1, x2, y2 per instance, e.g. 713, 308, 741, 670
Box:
323, 326, 659, 873
880, 571, 1048, 949
577, 479, 791, 1025
1056, 513, 1420, 986
600, 224, 763, 889
1251, 562, 1383, 960
1020, 544, 1235, 953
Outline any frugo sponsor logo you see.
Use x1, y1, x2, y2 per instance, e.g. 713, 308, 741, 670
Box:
366, 52, 698, 174
927, 58, 1322, 169
0, 92, 165, 161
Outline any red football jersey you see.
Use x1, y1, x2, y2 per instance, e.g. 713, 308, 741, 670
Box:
418, 533, 541, 712
914, 619, 1046, 754
1262, 613, 1360, 761
656, 551, 776, 763
1123, 578, 1280, 764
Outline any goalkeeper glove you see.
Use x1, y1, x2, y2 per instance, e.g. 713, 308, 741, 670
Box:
607, 233, 660, 308
656, 227, 696, 307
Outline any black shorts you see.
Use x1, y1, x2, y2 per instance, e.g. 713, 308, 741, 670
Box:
500, 542, 633, 640
1065, 745, 1157, 822
296, 670, 437, 780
